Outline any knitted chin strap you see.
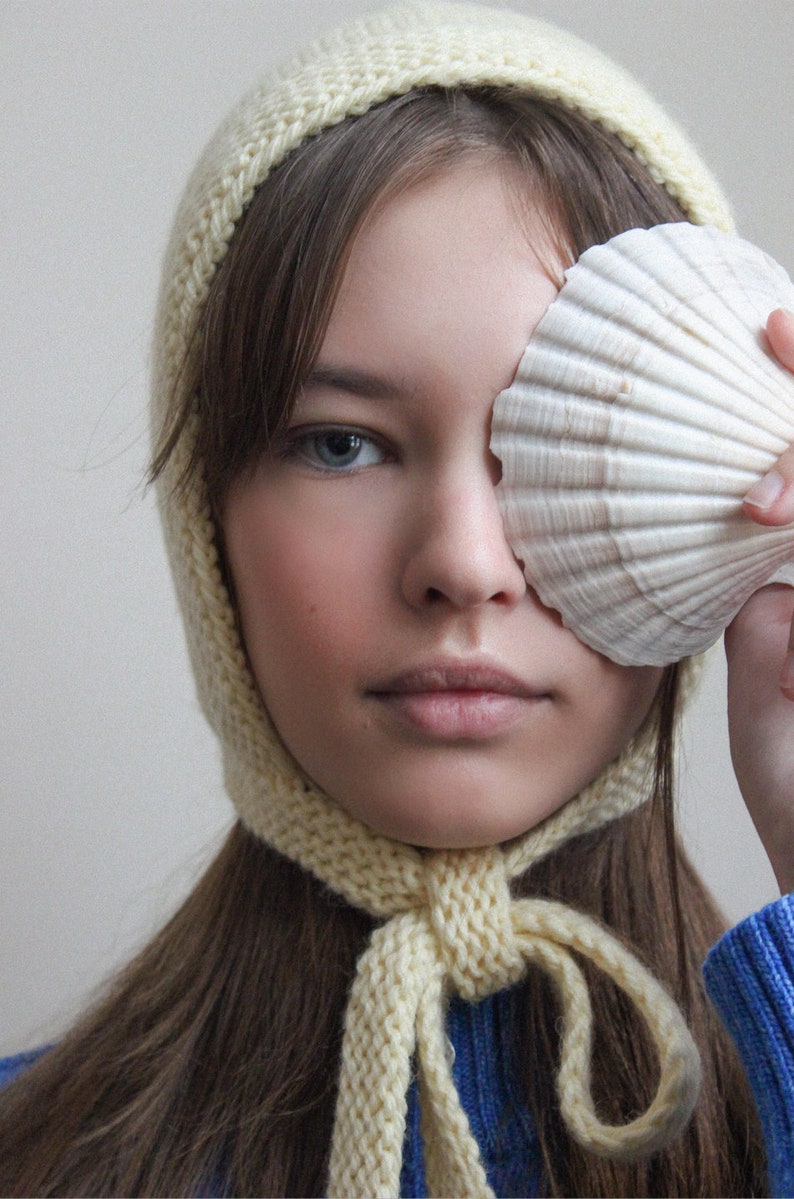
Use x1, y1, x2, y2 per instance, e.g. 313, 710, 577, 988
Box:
152, 4, 735, 1195
223, 711, 700, 1197
335, 858, 698, 1197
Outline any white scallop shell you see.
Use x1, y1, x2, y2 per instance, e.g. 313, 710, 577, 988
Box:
492, 223, 794, 666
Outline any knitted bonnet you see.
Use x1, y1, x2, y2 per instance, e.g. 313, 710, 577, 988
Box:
152, 4, 734, 1195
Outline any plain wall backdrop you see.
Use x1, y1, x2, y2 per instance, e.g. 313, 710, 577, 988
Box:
2, 0, 793, 1056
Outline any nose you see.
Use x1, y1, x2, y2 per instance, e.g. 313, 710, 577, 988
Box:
400, 452, 527, 612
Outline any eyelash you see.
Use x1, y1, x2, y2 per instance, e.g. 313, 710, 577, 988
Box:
283, 425, 391, 473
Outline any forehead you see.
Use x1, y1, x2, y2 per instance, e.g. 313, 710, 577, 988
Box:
314, 161, 563, 412
322, 162, 561, 373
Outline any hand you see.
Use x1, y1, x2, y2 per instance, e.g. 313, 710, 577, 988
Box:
726, 585, 794, 893
725, 309, 794, 893
743, 309, 794, 526
741, 308, 794, 699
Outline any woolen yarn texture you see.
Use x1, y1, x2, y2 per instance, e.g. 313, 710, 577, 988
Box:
151, 4, 734, 1195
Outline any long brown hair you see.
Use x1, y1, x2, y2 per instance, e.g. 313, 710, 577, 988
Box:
0, 89, 765, 1196
515, 670, 764, 1196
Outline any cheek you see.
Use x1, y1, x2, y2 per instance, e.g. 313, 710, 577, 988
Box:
596, 664, 664, 751
552, 661, 662, 804
223, 489, 389, 694
234, 521, 331, 665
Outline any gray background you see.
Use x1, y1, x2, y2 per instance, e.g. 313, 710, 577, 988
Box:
2, 0, 792, 1055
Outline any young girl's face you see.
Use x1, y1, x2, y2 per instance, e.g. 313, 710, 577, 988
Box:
223, 160, 663, 848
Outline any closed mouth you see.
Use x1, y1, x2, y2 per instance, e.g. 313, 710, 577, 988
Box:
367, 659, 552, 739
369, 659, 548, 699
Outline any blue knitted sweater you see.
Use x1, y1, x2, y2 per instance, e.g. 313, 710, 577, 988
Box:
400, 893, 794, 1196
3, 894, 794, 1196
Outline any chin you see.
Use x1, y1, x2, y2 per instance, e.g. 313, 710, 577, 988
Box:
362, 789, 568, 851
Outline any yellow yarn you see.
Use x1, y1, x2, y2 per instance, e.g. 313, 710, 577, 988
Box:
328, 848, 701, 1197
327, 844, 700, 1197
151, 4, 734, 1194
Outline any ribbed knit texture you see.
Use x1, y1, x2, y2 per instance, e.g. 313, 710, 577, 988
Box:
705, 892, 794, 1198
400, 990, 542, 1197
5, 899, 794, 1199
150, 4, 736, 1194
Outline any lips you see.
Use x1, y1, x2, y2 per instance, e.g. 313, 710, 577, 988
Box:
368, 659, 550, 739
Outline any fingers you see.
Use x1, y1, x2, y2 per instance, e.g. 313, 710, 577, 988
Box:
726, 583, 794, 670
743, 310, 794, 526
767, 307, 794, 374
744, 450, 794, 525
725, 585, 794, 891
728, 581, 794, 702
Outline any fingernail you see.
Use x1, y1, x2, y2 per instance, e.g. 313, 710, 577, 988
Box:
781, 651, 794, 698
745, 470, 785, 511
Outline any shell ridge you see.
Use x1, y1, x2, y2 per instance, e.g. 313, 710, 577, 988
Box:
502, 440, 761, 488
528, 290, 790, 405
492, 223, 794, 665
514, 525, 794, 598
498, 379, 793, 450
592, 222, 792, 295
525, 526, 793, 613
529, 225, 794, 398
519, 311, 794, 426
499, 492, 748, 530
502, 391, 791, 465
496, 385, 765, 457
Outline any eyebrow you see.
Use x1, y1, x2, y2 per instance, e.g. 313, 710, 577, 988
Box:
303, 364, 411, 403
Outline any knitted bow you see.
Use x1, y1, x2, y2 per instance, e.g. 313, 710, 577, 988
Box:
327, 845, 700, 1199
217, 708, 704, 1199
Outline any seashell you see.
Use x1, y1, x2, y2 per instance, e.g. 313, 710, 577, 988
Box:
491, 222, 794, 667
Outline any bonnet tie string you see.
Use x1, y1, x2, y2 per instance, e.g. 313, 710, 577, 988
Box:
327, 845, 701, 1199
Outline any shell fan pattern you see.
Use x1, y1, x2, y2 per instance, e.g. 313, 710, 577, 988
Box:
492, 222, 794, 667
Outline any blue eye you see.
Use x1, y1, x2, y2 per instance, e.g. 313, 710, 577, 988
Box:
290, 428, 386, 472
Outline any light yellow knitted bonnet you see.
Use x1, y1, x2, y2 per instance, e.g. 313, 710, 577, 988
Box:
152, 4, 734, 1196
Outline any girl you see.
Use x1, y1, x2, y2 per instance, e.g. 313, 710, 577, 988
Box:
2, 3, 794, 1195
